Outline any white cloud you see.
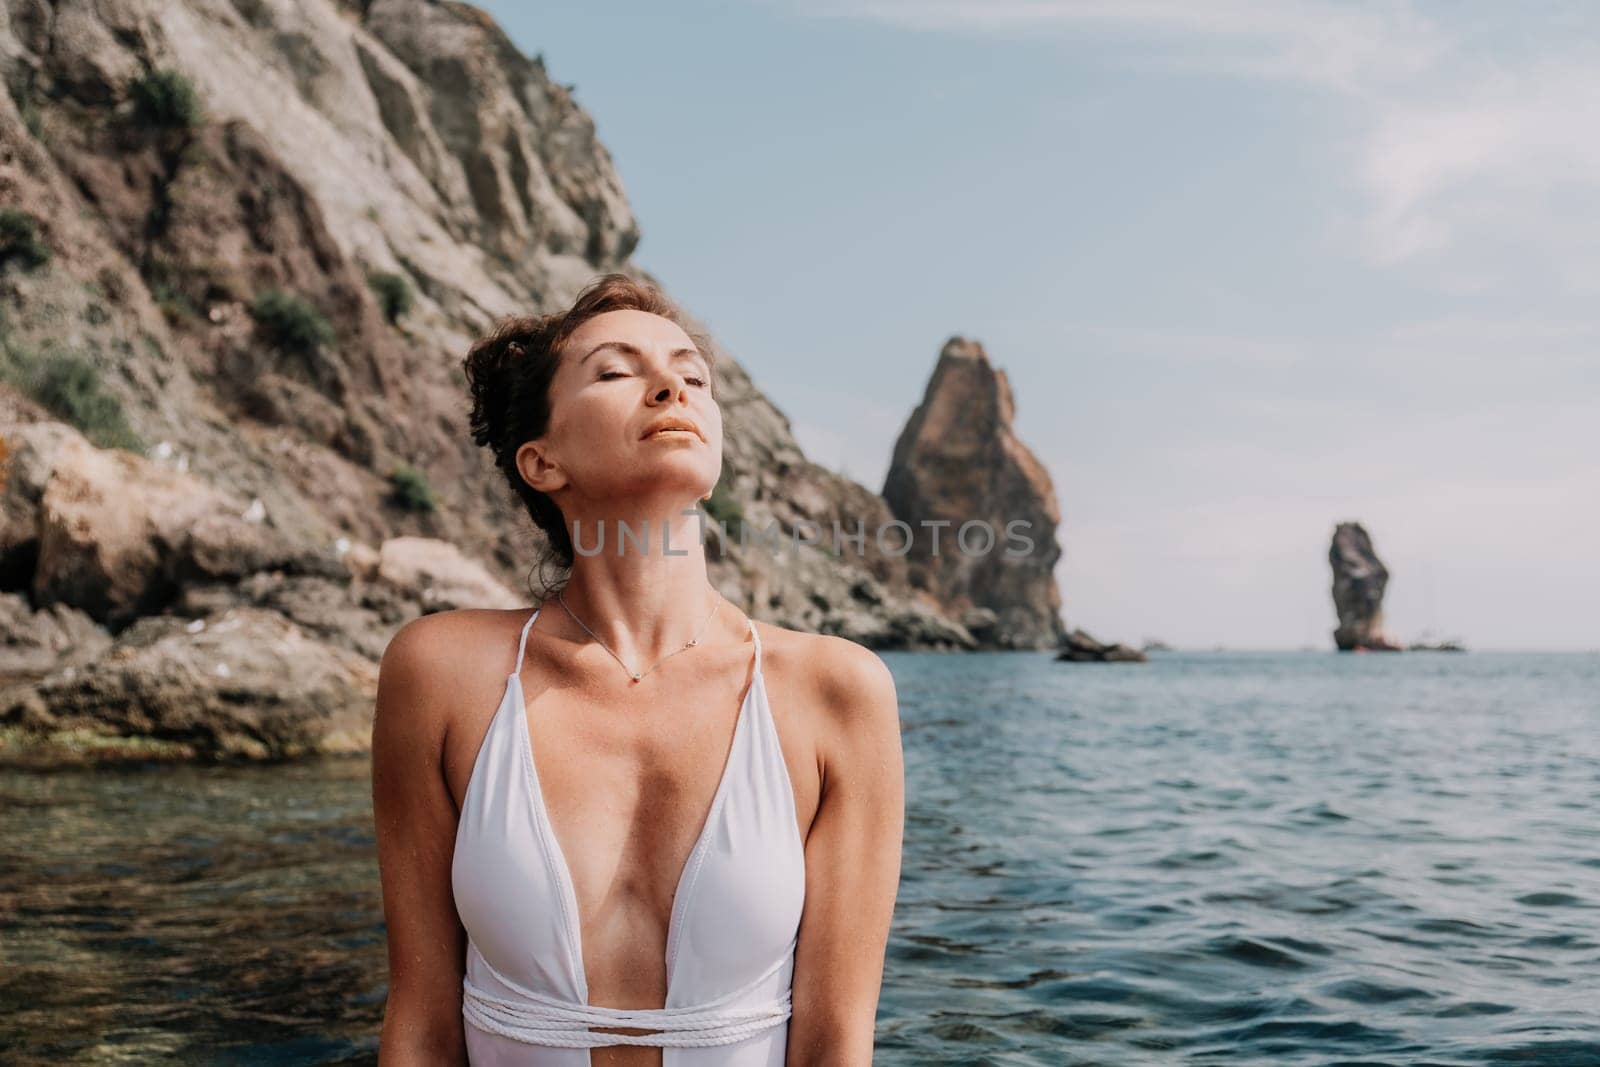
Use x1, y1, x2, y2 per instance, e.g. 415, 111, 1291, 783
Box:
785, 0, 1600, 282
1357, 57, 1600, 271
799, 0, 1446, 95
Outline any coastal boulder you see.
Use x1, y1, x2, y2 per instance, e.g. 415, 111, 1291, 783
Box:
376, 536, 523, 611
31, 432, 333, 626
0, 606, 377, 762
0, 421, 80, 589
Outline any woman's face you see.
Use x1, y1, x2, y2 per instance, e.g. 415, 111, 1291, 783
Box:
519, 308, 722, 510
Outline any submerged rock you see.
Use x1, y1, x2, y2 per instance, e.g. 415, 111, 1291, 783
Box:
1056, 628, 1147, 663
1329, 522, 1404, 652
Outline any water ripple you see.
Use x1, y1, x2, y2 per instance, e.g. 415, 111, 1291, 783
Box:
1, 650, 1597, 1063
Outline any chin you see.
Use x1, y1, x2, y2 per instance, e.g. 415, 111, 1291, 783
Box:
605, 466, 718, 505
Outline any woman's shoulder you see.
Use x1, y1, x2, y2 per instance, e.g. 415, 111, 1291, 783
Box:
377, 608, 530, 732
383, 606, 527, 674
755, 621, 901, 806
753, 620, 898, 727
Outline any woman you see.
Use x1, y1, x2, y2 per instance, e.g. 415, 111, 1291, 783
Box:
371, 274, 905, 1066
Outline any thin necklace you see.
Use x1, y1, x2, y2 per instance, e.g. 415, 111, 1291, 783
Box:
556, 587, 723, 683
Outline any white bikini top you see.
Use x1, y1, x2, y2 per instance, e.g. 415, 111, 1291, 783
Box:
451, 607, 807, 1050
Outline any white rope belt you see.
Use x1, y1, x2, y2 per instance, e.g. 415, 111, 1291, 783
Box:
463, 940, 796, 1049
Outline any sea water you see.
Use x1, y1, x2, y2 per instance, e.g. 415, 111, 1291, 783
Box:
3, 649, 1597, 1064
883, 648, 1600, 1065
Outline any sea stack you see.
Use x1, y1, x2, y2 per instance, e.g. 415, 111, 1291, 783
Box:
881, 337, 1066, 649
1329, 521, 1403, 652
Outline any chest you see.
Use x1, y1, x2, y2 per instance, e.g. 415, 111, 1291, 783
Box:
446, 663, 821, 853
450, 654, 814, 1018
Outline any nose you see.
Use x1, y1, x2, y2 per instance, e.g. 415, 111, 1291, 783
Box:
646, 366, 690, 405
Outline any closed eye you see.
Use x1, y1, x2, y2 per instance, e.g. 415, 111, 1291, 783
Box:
601, 371, 710, 388
599, 370, 708, 387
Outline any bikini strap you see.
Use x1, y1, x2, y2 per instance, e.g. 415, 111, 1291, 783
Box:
747, 614, 762, 674
512, 607, 540, 677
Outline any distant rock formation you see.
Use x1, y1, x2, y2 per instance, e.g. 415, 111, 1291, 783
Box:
1329, 522, 1403, 651
1056, 628, 1146, 663
881, 337, 1066, 649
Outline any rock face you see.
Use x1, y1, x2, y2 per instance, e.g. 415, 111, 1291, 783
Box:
1330, 521, 1402, 652
881, 337, 1066, 649
30, 431, 337, 627
0, 0, 995, 761
0, 592, 111, 680
0, 0, 642, 571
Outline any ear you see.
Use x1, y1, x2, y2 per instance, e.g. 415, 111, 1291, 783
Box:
517, 440, 569, 494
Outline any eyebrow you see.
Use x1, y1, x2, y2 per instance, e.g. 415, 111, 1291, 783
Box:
579, 340, 706, 366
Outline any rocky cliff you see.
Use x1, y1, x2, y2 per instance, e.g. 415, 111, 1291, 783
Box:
881, 336, 1066, 649
1329, 521, 1402, 652
0, 0, 973, 763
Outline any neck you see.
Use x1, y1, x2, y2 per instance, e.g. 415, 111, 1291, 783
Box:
554, 501, 722, 661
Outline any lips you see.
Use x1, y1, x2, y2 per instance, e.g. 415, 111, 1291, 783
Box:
641, 417, 704, 442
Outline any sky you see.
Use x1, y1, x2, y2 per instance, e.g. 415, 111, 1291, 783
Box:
483, 0, 1599, 651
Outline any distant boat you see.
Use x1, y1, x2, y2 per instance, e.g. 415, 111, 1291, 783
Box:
1408, 629, 1468, 653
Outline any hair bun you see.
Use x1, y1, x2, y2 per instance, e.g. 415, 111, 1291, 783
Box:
463, 316, 546, 454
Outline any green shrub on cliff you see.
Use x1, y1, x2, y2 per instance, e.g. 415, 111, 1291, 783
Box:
389, 465, 437, 513
250, 288, 334, 356
0, 339, 144, 452
145, 260, 200, 322
0, 209, 51, 272
131, 68, 202, 129
702, 477, 744, 540
10, 85, 42, 139
367, 271, 413, 325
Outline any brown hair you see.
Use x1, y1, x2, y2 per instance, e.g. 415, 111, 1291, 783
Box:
463, 273, 717, 596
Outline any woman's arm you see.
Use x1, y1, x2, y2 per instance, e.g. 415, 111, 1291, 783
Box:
372, 617, 471, 1066
786, 638, 905, 1066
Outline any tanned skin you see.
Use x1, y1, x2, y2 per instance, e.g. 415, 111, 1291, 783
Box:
373, 308, 904, 1066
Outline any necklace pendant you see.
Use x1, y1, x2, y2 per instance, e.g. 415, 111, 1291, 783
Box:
555, 588, 723, 690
